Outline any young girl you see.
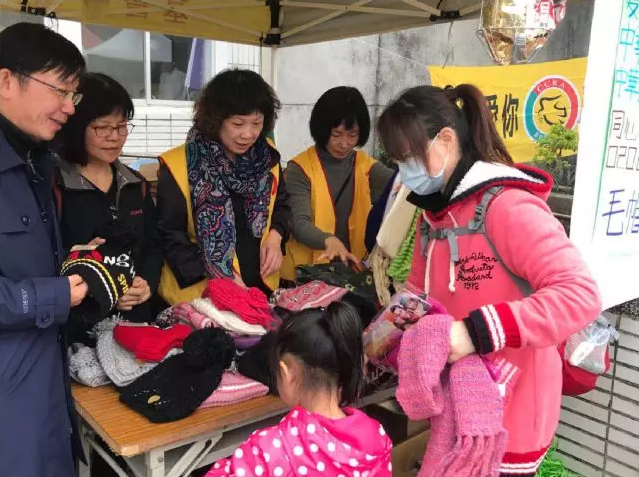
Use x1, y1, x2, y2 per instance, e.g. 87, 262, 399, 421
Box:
377, 84, 601, 477
205, 302, 393, 477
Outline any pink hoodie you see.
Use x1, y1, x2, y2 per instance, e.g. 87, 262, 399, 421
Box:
406, 161, 601, 476
205, 407, 393, 477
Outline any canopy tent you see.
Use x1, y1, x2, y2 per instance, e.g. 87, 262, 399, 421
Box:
0, 0, 492, 47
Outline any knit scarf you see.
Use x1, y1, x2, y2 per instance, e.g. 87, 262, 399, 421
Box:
187, 127, 272, 279
397, 314, 508, 477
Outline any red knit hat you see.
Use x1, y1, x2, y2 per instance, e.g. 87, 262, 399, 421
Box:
114, 323, 192, 362
203, 278, 274, 328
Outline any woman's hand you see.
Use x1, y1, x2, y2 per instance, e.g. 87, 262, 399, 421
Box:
232, 273, 247, 289
448, 321, 476, 363
318, 236, 362, 269
116, 276, 152, 311
260, 230, 283, 279
88, 237, 105, 247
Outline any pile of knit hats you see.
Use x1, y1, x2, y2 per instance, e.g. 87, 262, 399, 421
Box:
191, 298, 267, 336
119, 328, 236, 423
67, 316, 186, 388
61, 223, 137, 324
113, 322, 192, 362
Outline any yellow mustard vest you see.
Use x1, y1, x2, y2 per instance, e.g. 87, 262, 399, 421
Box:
281, 146, 376, 281
158, 142, 281, 305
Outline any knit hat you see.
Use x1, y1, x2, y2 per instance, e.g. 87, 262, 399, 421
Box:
396, 314, 507, 477
191, 298, 267, 336
237, 331, 278, 394
199, 372, 269, 408
114, 322, 192, 362
95, 317, 162, 387
68, 343, 110, 387
119, 328, 235, 423
273, 280, 348, 312
203, 278, 275, 329
61, 223, 136, 323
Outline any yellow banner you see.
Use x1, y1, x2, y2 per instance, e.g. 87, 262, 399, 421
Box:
428, 57, 586, 163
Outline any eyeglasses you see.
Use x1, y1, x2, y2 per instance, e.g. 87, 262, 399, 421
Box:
21, 74, 83, 106
91, 123, 135, 138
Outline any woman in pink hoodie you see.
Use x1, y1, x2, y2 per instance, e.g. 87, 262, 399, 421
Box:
377, 84, 601, 476
206, 302, 392, 477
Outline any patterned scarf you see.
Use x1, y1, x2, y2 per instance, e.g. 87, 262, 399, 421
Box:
187, 127, 272, 279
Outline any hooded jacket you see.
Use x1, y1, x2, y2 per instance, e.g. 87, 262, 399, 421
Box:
205, 407, 393, 477
405, 159, 601, 476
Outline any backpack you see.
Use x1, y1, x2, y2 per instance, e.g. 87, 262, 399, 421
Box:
420, 185, 617, 396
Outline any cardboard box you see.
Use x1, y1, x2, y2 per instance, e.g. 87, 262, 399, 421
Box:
392, 430, 429, 477
364, 399, 429, 444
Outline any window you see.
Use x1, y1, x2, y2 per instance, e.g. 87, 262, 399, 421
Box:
150, 33, 209, 101
83, 25, 145, 99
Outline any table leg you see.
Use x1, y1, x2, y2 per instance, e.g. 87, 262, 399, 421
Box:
79, 425, 92, 477
145, 448, 166, 477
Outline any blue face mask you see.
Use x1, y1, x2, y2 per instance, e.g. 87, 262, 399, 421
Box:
397, 134, 449, 196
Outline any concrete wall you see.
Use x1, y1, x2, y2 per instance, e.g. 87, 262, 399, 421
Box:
274, 2, 595, 164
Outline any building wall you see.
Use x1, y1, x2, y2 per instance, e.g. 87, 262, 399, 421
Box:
557, 313, 639, 477
274, 2, 595, 163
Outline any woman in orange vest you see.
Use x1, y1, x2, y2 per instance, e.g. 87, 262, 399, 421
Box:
282, 86, 394, 281
156, 69, 290, 305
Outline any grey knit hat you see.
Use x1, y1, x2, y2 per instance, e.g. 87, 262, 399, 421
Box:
68, 343, 110, 387
95, 316, 159, 387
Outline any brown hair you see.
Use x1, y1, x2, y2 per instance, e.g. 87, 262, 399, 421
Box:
193, 68, 280, 140
377, 84, 513, 165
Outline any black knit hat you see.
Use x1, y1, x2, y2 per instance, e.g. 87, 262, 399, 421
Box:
61, 223, 136, 324
119, 328, 236, 423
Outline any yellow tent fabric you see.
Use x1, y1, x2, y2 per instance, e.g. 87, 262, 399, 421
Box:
0, 0, 480, 46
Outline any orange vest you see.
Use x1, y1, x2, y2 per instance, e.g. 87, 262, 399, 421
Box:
157, 142, 280, 305
281, 146, 376, 280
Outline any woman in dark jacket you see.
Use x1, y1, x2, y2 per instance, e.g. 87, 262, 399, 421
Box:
156, 69, 290, 305
55, 73, 163, 326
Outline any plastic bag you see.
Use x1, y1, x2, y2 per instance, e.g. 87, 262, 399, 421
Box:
564, 315, 619, 375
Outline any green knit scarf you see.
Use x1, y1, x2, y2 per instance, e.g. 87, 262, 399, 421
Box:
387, 208, 420, 283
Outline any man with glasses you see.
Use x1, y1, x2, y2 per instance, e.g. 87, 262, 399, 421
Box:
0, 22, 88, 477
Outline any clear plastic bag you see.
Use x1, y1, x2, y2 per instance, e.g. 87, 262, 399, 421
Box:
564, 316, 619, 375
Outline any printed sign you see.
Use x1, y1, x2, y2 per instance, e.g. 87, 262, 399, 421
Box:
571, 0, 639, 309
428, 57, 586, 163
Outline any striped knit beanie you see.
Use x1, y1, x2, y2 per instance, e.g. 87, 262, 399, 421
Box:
61, 223, 136, 324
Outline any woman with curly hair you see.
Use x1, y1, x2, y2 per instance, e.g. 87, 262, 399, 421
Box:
156, 69, 290, 305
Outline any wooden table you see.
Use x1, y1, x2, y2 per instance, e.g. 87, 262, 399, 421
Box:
73, 383, 397, 477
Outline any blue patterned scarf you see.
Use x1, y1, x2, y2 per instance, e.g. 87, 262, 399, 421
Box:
187, 127, 272, 279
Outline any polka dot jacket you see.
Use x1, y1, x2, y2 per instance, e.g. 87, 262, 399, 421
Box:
205, 406, 393, 477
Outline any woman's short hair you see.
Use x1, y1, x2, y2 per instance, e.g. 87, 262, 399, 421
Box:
310, 86, 370, 148
58, 73, 134, 166
193, 69, 280, 139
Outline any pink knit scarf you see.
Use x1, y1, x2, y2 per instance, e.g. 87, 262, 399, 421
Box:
397, 314, 508, 477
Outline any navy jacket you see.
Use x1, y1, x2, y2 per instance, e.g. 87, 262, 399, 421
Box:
0, 121, 78, 477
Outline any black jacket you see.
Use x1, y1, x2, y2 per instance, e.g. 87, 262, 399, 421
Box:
54, 160, 164, 295
156, 144, 290, 293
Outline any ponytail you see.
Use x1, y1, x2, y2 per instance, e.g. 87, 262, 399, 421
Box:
272, 302, 365, 407
449, 84, 513, 165
378, 83, 513, 166
325, 301, 364, 406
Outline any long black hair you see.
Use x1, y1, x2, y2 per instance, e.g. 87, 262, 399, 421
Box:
378, 84, 513, 165
272, 301, 364, 407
